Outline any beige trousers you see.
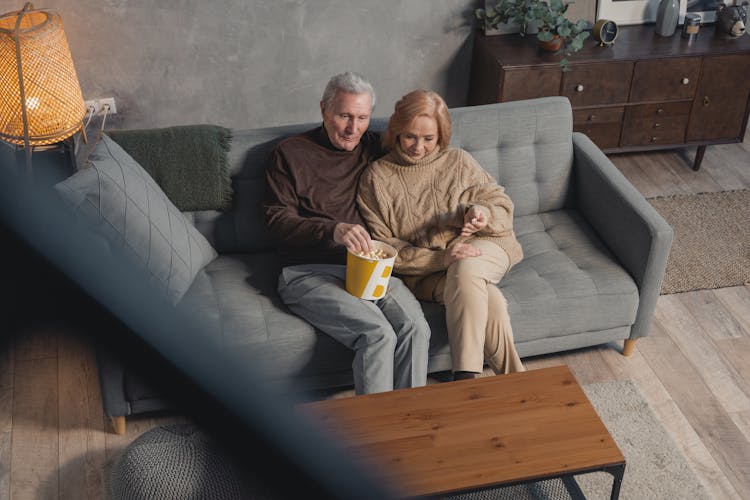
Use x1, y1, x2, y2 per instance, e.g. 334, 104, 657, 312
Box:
434, 239, 525, 374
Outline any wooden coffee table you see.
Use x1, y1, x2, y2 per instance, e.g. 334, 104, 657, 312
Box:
300, 365, 625, 499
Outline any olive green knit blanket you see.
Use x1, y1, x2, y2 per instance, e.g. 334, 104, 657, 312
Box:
107, 124, 233, 211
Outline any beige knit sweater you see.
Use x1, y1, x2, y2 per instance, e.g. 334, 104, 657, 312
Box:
358, 145, 523, 283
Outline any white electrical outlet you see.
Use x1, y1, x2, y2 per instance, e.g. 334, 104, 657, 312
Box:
84, 97, 117, 116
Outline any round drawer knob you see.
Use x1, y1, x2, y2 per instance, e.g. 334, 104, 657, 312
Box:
575, 84, 584, 92
656, 108, 665, 115
650, 137, 658, 143
588, 114, 596, 121
653, 123, 662, 128
681, 77, 690, 85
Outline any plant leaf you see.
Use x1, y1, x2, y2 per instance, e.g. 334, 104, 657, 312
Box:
537, 30, 554, 41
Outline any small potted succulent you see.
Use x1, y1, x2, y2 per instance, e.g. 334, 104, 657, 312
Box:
477, 0, 591, 69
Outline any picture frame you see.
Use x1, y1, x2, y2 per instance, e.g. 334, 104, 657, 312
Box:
596, 0, 687, 24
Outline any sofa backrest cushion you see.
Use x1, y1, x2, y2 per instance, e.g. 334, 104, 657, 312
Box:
448, 97, 573, 217
188, 124, 311, 253
188, 117, 386, 254
189, 96, 573, 253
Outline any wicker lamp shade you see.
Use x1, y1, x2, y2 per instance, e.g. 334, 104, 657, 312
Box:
0, 3, 85, 147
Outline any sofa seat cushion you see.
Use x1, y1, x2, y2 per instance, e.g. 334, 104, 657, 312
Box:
179, 254, 457, 384
503, 209, 639, 343
179, 253, 356, 381
178, 209, 637, 384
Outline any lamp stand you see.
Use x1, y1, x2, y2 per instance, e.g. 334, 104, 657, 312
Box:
24, 145, 32, 182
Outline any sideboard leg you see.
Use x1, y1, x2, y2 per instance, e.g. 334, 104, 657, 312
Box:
622, 339, 637, 357
692, 145, 706, 171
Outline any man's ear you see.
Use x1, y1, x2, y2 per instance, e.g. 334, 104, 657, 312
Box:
320, 101, 326, 118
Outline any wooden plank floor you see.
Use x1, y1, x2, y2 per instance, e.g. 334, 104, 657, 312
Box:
1, 135, 749, 499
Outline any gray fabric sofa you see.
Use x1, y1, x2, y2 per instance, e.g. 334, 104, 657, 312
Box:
96, 96, 673, 433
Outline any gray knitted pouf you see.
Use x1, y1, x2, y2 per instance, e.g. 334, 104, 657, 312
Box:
110, 424, 248, 500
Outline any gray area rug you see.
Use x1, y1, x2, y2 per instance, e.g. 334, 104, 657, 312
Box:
577, 380, 710, 500
648, 189, 750, 294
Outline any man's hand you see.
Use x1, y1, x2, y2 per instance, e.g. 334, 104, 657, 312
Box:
461, 205, 490, 237
334, 223, 373, 254
443, 242, 482, 266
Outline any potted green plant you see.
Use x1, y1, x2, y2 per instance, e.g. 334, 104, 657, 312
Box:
476, 0, 541, 36
476, 0, 591, 69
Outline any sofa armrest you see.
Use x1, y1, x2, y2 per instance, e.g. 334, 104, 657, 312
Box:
572, 132, 673, 340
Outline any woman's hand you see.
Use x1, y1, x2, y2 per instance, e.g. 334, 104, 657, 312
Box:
461, 205, 490, 236
334, 223, 373, 254
443, 242, 482, 266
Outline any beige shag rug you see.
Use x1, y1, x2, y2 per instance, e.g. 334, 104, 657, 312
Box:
576, 380, 710, 500
648, 189, 750, 294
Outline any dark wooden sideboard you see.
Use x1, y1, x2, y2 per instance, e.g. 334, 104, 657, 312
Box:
468, 25, 750, 170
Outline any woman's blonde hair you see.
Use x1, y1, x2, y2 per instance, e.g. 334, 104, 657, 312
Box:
382, 89, 451, 151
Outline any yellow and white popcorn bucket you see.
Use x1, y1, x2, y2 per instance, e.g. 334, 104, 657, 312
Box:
345, 241, 397, 300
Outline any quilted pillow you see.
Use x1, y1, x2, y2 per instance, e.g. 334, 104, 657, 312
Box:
55, 134, 217, 303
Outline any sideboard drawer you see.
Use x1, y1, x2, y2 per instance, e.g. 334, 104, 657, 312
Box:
562, 62, 634, 107
573, 107, 625, 149
501, 67, 562, 101
629, 58, 701, 102
622, 102, 691, 146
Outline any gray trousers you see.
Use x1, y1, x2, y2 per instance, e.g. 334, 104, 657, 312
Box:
278, 264, 430, 395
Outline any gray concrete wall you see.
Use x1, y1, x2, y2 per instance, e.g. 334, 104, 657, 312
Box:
1, 1, 481, 130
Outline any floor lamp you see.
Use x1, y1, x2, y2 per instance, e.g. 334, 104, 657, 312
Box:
0, 3, 85, 176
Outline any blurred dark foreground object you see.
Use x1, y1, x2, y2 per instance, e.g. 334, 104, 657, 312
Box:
0, 151, 398, 500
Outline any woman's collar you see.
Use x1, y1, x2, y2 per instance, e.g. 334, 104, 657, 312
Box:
392, 142, 444, 166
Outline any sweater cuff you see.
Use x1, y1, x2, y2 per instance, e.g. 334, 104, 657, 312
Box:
467, 202, 492, 217
433, 250, 448, 272
323, 221, 339, 242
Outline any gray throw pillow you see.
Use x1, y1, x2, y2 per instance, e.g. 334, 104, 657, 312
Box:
55, 134, 217, 303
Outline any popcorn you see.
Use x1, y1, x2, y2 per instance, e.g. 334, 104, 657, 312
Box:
357, 248, 389, 260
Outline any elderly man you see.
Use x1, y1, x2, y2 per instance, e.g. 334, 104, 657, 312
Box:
264, 72, 430, 395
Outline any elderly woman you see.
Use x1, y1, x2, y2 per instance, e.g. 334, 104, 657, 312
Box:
357, 89, 525, 380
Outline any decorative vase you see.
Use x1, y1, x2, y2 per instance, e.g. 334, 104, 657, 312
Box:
655, 0, 679, 36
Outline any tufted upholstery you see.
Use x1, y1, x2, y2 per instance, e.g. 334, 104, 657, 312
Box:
187, 100, 575, 251
98, 97, 672, 421
449, 100, 574, 216
177, 96, 659, 374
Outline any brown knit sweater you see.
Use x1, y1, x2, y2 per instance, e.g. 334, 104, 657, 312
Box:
358, 145, 523, 284
264, 126, 383, 265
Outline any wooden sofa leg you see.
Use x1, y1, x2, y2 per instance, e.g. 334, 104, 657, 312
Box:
111, 416, 126, 435
622, 338, 637, 357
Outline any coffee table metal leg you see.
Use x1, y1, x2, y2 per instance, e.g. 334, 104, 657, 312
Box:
608, 463, 626, 500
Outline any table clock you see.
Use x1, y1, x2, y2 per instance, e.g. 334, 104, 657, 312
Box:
592, 19, 619, 46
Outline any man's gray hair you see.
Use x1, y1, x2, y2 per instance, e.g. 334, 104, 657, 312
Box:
321, 72, 376, 111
